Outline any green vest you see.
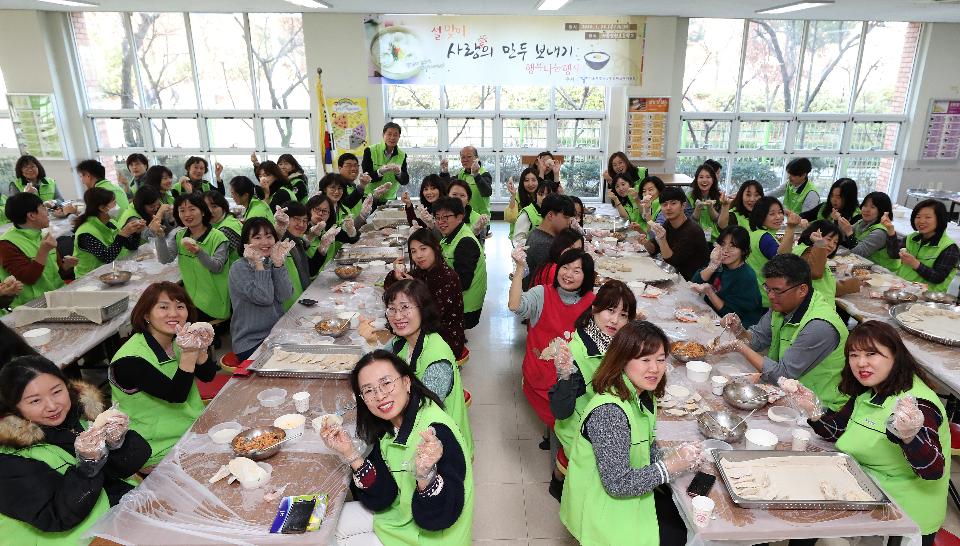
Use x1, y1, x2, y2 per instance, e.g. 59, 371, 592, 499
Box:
396, 332, 473, 457
747, 228, 776, 308
346, 184, 363, 216
244, 198, 275, 225
508, 194, 521, 239
73, 217, 118, 278
213, 214, 243, 267
0, 194, 8, 225
457, 168, 489, 215
160, 191, 175, 206
176, 228, 231, 319
553, 330, 604, 451
367, 143, 406, 201
440, 223, 486, 313
689, 193, 719, 240
282, 255, 304, 311
375, 399, 473, 545
288, 174, 308, 204
172, 179, 212, 196
835, 377, 950, 534
0, 442, 112, 545
732, 210, 751, 230
783, 180, 815, 214
769, 291, 848, 411
520, 204, 543, 233
854, 222, 900, 272
95, 180, 129, 213
14, 177, 58, 203
0, 227, 63, 308
899, 232, 958, 292
620, 196, 643, 226
115, 206, 146, 256
792, 243, 836, 300
560, 380, 658, 545
111, 333, 204, 467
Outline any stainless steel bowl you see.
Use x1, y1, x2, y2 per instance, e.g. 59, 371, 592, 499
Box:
670, 340, 708, 363
922, 290, 955, 304
99, 270, 133, 286
883, 289, 919, 305
333, 264, 363, 280
696, 410, 747, 442
722, 382, 768, 410
315, 318, 349, 338
231, 426, 286, 460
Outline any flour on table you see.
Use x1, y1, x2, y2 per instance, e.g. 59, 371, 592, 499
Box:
720, 455, 874, 502
898, 305, 960, 340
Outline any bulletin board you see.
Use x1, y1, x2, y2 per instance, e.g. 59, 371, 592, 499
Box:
6, 93, 65, 160
326, 97, 370, 162
920, 99, 960, 161
625, 97, 669, 161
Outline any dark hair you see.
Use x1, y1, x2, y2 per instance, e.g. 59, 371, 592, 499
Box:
607, 152, 639, 181
433, 196, 464, 216
704, 159, 722, 175
306, 193, 337, 231
144, 165, 173, 193
639, 175, 665, 196
823, 178, 859, 221
717, 225, 751, 261
569, 196, 585, 223
203, 190, 231, 220
173, 192, 212, 228
382, 122, 402, 135
798, 219, 842, 258
383, 279, 440, 335
749, 196, 784, 231
73, 187, 115, 229
337, 153, 359, 168
76, 159, 106, 181
125, 153, 149, 169
553, 249, 595, 297
257, 160, 289, 184
541, 193, 575, 217
5, 192, 45, 226
184, 156, 208, 175
133, 184, 162, 223
240, 216, 279, 245
840, 321, 934, 398
612, 173, 637, 205
130, 281, 196, 334
0, 322, 39, 370
576, 279, 637, 329
659, 186, 686, 205
446, 179, 472, 203
284, 201, 308, 220
536, 151, 554, 161
860, 191, 893, 227
229, 176, 257, 200
762, 253, 812, 287
532, 228, 584, 283
419, 174, 447, 207
691, 164, 720, 201
0, 355, 72, 418
407, 228, 443, 273
592, 321, 669, 401
350, 350, 443, 445
517, 167, 542, 209
733, 180, 764, 218
15, 155, 46, 182
318, 173, 349, 198
786, 157, 812, 177
276, 154, 304, 175
911, 198, 950, 243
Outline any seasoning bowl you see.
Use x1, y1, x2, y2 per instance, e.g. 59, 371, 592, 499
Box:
685, 360, 712, 383
922, 290, 955, 304
207, 421, 243, 444
722, 382, 768, 410
257, 388, 287, 408
334, 264, 363, 280
23, 327, 52, 347
99, 270, 133, 286
745, 428, 779, 450
883, 289, 918, 305
230, 426, 286, 460
696, 410, 747, 443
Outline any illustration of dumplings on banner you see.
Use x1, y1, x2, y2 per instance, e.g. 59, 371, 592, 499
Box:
370, 25, 425, 80
584, 51, 610, 70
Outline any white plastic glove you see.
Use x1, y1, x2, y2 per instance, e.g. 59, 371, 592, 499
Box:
319, 423, 364, 465
74, 428, 108, 476
358, 172, 372, 186
309, 222, 326, 238
511, 245, 527, 267
554, 342, 575, 381
270, 239, 296, 267
439, 159, 449, 173
506, 177, 516, 195
175, 322, 215, 350
475, 214, 489, 235
689, 283, 710, 295
320, 226, 342, 254
274, 206, 290, 234
889, 395, 924, 443
720, 313, 744, 336
414, 427, 443, 482
374, 184, 391, 199
649, 222, 666, 241
342, 216, 357, 237
360, 196, 374, 219
778, 378, 824, 421
242, 244, 261, 266
662, 442, 703, 480
708, 246, 723, 268
414, 205, 435, 228
99, 408, 130, 450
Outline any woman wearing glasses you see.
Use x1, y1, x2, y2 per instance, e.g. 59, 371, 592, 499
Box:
320, 350, 473, 545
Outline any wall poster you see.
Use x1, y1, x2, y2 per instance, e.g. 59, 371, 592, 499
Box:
625, 97, 669, 161
921, 100, 960, 161
325, 97, 370, 162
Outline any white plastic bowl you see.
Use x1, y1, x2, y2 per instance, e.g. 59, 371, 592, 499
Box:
273, 413, 306, 441
23, 328, 52, 347
745, 428, 779, 450
686, 360, 712, 382
207, 421, 242, 444
257, 388, 287, 408
238, 462, 272, 489
767, 406, 801, 423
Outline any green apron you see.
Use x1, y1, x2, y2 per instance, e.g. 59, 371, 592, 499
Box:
689, 193, 719, 240
747, 227, 777, 308
553, 330, 604, 452
0, 443, 112, 545
367, 143, 406, 201
835, 376, 950, 535
440, 223, 486, 313
115, 206, 146, 257
110, 333, 204, 467
172, 179, 212, 196
288, 174, 308, 204
176, 228, 231, 319
853, 222, 900, 272
213, 214, 243, 267
0, 227, 63, 308
396, 332, 474, 457
457, 167, 489, 216
0, 194, 7, 225
244, 198, 275, 224
519, 204, 544, 233
783, 180, 815, 214
73, 217, 118, 278
732, 210, 751, 230
282, 255, 304, 311
95, 180, 129, 213
560, 379, 658, 545
793, 243, 836, 300
14, 177, 58, 203
898, 232, 958, 292
769, 291, 848, 411
375, 400, 473, 545
346, 184, 363, 216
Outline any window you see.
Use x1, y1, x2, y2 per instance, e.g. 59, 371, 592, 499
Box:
385, 85, 607, 201
0, 68, 16, 183
680, 19, 920, 195
71, 12, 312, 180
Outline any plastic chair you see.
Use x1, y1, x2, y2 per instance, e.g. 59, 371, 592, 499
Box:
456, 347, 470, 368
949, 423, 960, 511
934, 528, 960, 546
218, 351, 241, 374
197, 373, 231, 405
464, 388, 472, 409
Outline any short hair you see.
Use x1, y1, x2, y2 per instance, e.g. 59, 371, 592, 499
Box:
15, 155, 46, 182
911, 199, 950, 243
639, 175, 665, 195
203, 190, 231, 217
798, 219, 842, 258
432, 197, 464, 216
577, 279, 637, 329
284, 201, 308, 219
841, 321, 933, 399
786, 157, 812, 177
73, 187, 115, 230
130, 281, 196, 334
337, 153, 359, 167
733, 180, 764, 218
5, 192, 45, 226
382, 121, 402, 135
541, 193, 575, 217
860, 191, 893, 227
173, 192, 212, 227
184, 156, 208, 174
750, 196, 784, 231
318, 173, 349, 195
240, 216, 278, 245
447, 179, 472, 200
257, 160, 288, 183
717, 226, 751, 260
762, 253, 811, 287
407, 228, 444, 273
553, 249, 595, 297
592, 321, 669, 401
125, 153, 149, 168
276, 154, 304, 174
133, 185, 162, 222
229, 176, 257, 199
704, 159, 722, 174
659, 186, 686, 205
306, 193, 336, 230
75, 159, 106, 180
144, 165, 173, 192
419, 174, 447, 204
383, 279, 441, 335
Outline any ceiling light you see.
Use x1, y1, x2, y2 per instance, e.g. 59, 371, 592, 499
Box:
756, 0, 833, 14
537, 0, 571, 10
284, 0, 331, 8
38, 0, 99, 6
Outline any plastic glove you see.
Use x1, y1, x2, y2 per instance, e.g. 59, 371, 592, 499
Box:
100, 409, 130, 450
358, 172, 372, 185
708, 246, 723, 268
175, 322, 215, 350
889, 395, 924, 442
662, 442, 703, 480
439, 159, 449, 173
342, 216, 357, 237
401, 191, 412, 206
689, 283, 710, 295
74, 428, 108, 476
319, 423, 362, 464
270, 239, 296, 267
720, 313, 744, 335
242, 244, 262, 266
475, 214, 489, 235
414, 427, 443, 481
649, 222, 666, 241
880, 212, 896, 235
374, 184, 392, 199
319, 226, 342, 254
809, 229, 825, 248
554, 342, 575, 381
786, 210, 801, 228
506, 177, 516, 195
360, 196, 374, 219
274, 206, 290, 234
779, 379, 824, 421
511, 245, 527, 267
309, 222, 326, 238
414, 205, 435, 228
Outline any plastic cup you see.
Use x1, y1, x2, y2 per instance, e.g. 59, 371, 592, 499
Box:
791, 428, 812, 451
710, 375, 728, 396
691, 495, 715, 528
292, 391, 310, 413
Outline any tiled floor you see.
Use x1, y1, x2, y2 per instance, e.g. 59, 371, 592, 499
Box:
465, 222, 960, 545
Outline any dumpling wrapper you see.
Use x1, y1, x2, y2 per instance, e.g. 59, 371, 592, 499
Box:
228, 457, 267, 485
312, 413, 344, 433
92, 407, 124, 429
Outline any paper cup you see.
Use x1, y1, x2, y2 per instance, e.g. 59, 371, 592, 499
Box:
274, 414, 306, 441
292, 391, 310, 413
791, 428, 811, 451
691, 495, 715, 528
710, 375, 728, 396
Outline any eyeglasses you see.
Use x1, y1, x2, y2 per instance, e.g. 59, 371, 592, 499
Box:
359, 376, 400, 402
434, 213, 456, 223
762, 283, 802, 297
386, 303, 416, 317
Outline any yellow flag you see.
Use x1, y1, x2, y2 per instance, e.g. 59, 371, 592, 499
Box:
316, 68, 329, 174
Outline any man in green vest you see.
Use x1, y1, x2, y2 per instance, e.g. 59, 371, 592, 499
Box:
440, 146, 493, 217
361, 122, 409, 203
0, 193, 79, 310
77, 158, 130, 213
718, 253, 848, 410
782, 157, 820, 215
434, 197, 487, 330
336, 153, 368, 215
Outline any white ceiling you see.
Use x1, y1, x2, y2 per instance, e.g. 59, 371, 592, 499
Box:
3, 0, 960, 22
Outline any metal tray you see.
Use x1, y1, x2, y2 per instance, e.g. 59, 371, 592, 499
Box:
827, 254, 874, 271
250, 343, 364, 379
16, 291, 129, 323
890, 301, 960, 347
713, 450, 890, 511
335, 245, 403, 264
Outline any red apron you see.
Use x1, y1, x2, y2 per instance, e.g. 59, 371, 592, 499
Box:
522, 285, 595, 426
531, 263, 557, 288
